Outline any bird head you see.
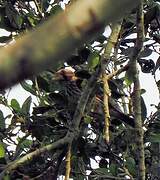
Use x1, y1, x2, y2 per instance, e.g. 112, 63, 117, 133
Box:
52, 68, 78, 81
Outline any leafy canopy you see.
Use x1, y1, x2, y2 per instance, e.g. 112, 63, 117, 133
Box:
0, 0, 160, 179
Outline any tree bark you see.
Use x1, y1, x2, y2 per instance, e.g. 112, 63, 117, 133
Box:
0, 0, 140, 90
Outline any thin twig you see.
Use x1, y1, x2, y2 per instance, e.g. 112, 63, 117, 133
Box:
33, 0, 43, 17
123, 167, 134, 180
102, 74, 111, 143
65, 145, 71, 180
101, 21, 122, 143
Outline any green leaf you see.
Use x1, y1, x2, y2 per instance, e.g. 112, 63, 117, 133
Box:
122, 47, 134, 57
21, 81, 36, 95
147, 133, 160, 143
10, 99, 20, 112
71, 156, 85, 180
27, 16, 36, 27
0, 16, 15, 32
0, 143, 5, 158
42, 0, 51, 11
95, 35, 106, 43
140, 48, 153, 58
5, 3, 22, 29
0, 110, 5, 130
50, 5, 63, 15
16, 16, 23, 27
18, 138, 32, 149
157, 80, 160, 89
140, 89, 146, 94
125, 157, 136, 176
66, 55, 83, 66
109, 163, 118, 176
21, 96, 32, 115
141, 96, 147, 121
84, 115, 93, 124
3, 174, 10, 180
37, 75, 50, 92
0, 35, 12, 43
88, 51, 100, 70
94, 168, 110, 175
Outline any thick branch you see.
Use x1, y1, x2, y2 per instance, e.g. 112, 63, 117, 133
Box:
0, 0, 140, 90
131, 1, 145, 179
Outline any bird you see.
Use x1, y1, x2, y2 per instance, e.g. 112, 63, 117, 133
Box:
52, 68, 81, 110
52, 68, 135, 127
50, 68, 82, 125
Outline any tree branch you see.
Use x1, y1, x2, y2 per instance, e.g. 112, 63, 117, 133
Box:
0, 0, 140, 90
0, 135, 71, 178
131, 1, 145, 179
71, 67, 101, 132
65, 145, 71, 180
101, 22, 122, 143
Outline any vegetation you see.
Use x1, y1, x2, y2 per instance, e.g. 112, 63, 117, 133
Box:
0, 0, 159, 179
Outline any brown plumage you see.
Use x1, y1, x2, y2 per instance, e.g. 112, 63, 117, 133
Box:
52, 69, 81, 112
53, 68, 135, 127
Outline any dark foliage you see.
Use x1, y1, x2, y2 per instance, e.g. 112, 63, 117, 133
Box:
0, 0, 159, 179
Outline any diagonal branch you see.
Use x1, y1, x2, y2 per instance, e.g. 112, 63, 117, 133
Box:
0, 135, 71, 179
0, 0, 140, 90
